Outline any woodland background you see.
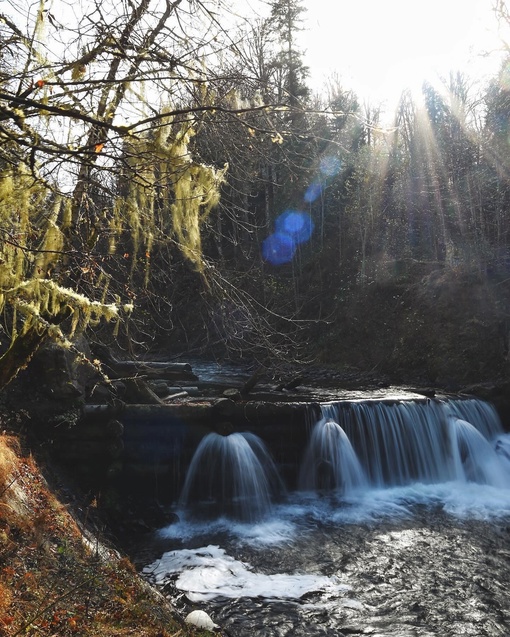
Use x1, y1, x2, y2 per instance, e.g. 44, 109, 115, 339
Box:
2, 0, 510, 388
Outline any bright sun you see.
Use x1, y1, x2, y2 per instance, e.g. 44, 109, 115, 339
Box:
302, 0, 502, 108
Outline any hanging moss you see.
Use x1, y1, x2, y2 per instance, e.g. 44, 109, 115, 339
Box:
0, 105, 225, 388
34, 197, 64, 277
0, 166, 130, 362
119, 115, 226, 274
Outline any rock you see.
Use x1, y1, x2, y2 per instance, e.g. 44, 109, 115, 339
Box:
184, 609, 219, 631
30, 341, 85, 401
212, 397, 237, 416
222, 388, 242, 400
214, 420, 234, 435
412, 388, 436, 398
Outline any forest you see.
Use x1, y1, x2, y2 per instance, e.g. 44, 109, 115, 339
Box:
1, 0, 510, 391
4, 2, 510, 635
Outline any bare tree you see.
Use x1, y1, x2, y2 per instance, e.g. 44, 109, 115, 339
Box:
0, 0, 266, 386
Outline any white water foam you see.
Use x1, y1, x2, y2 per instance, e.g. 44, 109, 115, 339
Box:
157, 515, 298, 546
147, 401, 510, 619
143, 545, 350, 603
150, 479, 510, 607
283, 480, 510, 525
159, 468, 510, 549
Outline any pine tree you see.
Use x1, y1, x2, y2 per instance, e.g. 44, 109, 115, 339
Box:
270, 0, 309, 108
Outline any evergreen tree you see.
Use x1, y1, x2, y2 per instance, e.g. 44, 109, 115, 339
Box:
270, 0, 309, 107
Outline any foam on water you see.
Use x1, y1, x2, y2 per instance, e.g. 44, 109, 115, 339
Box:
158, 466, 510, 551
145, 398, 510, 627
157, 515, 297, 546
162, 434, 510, 543
143, 545, 350, 603
151, 475, 510, 606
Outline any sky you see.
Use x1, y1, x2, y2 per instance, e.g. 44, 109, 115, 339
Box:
298, 0, 505, 107
7, 0, 506, 119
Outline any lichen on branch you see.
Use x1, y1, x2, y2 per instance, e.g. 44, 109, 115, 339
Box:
0, 165, 130, 357
115, 114, 227, 274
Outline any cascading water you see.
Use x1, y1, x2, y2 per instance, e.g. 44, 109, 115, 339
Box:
179, 398, 509, 516
318, 397, 506, 487
178, 431, 284, 522
147, 397, 510, 637
298, 418, 367, 493
448, 416, 510, 487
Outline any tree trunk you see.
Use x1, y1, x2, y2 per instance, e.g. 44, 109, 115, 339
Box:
0, 307, 73, 392
0, 326, 48, 391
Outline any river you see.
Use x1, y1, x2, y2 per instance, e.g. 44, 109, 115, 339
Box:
141, 482, 510, 636
139, 395, 510, 636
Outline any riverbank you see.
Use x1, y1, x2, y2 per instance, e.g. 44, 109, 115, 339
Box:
0, 434, 210, 637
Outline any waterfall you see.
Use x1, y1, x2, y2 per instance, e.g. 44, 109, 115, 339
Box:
179, 431, 284, 522
316, 398, 505, 487
299, 419, 367, 493
178, 398, 508, 520
448, 417, 510, 487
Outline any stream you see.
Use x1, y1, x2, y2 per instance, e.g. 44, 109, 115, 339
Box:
135, 374, 510, 636
141, 486, 510, 636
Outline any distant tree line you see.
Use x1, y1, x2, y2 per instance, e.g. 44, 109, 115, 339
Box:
1, 0, 510, 385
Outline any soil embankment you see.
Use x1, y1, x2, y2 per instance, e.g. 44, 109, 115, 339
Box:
0, 434, 203, 637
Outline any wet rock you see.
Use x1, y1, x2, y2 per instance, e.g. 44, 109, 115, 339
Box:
185, 610, 219, 631
222, 388, 242, 400
213, 397, 237, 416
214, 421, 235, 436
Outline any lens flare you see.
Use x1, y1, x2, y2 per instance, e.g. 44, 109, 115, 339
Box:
304, 182, 323, 203
275, 210, 314, 244
319, 155, 342, 178
262, 151, 340, 265
262, 232, 296, 265
304, 155, 342, 204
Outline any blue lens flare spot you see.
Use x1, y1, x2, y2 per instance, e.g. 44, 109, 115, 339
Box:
262, 232, 296, 265
275, 210, 314, 244
304, 156, 341, 203
304, 182, 323, 203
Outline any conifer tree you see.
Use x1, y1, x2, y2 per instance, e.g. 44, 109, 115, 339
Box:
269, 0, 309, 107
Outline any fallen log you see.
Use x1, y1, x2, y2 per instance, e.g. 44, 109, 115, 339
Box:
240, 365, 266, 395
91, 345, 198, 381
83, 399, 318, 425
275, 375, 306, 391
124, 378, 165, 405
122, 361, 193, 371
166, 386, 201, 397
163, 391, 189, 402
106, 367, 198, 381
